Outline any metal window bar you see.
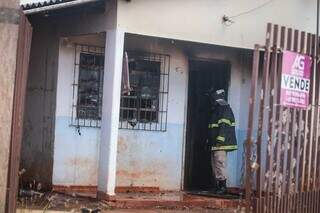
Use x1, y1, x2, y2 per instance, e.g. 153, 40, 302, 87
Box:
119, 51, 170, 131
71, 44, 105, 128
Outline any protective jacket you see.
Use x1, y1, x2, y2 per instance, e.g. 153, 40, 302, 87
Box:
208, 103, 237, 151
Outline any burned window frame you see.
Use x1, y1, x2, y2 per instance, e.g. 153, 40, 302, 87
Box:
71, 44, 105, 128
119, 51, 170, 131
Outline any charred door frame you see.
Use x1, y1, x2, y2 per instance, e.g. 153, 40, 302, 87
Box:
6, 11, 32, 212
183, 58, 231, 190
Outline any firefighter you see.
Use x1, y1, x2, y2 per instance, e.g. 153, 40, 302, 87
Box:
206, 88, 237, 195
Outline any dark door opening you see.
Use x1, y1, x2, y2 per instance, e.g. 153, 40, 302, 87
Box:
184, 59, 231, 190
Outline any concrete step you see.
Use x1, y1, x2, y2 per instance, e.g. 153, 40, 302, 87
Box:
104, 192, 241, 210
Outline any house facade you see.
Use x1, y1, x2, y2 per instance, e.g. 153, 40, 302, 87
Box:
20, 0, 317, 198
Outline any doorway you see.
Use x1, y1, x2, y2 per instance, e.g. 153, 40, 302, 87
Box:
184, 59, 231, 190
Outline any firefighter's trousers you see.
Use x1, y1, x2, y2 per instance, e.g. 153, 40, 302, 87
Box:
211, 150, 227, 181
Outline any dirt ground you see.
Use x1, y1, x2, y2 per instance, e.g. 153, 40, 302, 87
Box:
17, 191, 241, 213
104, 210, 236, 213
17, 209, 237, 213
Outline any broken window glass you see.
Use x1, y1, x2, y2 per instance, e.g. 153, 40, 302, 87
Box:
119, 52, 169, 131
71, 44, 105, 128
77, 53, 104, 120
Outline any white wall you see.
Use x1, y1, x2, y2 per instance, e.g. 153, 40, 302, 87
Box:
53, 36, 104, 186
53, 33, 253, 189
117, 0, 317, 49
21, 0, 318, 49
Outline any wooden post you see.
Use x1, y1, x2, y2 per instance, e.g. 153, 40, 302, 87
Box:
0, 1, 32, 212
0, 0, 21, 211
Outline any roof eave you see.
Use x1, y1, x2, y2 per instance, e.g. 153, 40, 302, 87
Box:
23, 0, 101, 15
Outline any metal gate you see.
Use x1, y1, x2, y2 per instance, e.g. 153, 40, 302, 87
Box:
245, 23, 320, 212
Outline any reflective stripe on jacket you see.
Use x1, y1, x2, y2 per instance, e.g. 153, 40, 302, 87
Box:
207, 104, 237, 152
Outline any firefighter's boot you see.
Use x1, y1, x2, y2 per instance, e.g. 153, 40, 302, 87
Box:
215, 179, 227, 195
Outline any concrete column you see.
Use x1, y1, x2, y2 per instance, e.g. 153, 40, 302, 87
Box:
97, 29, 124, 197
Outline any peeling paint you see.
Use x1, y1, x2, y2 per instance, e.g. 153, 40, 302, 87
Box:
116, 170, 156, 179
117, 136, 128, 152
65, 157, 93, 167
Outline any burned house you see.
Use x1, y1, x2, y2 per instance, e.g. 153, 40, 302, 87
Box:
18, 0, 317, 200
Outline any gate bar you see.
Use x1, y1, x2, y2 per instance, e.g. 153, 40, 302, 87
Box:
245, 43, 261, 213
256, 22, 272, 213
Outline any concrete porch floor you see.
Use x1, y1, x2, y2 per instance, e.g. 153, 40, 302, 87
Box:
105, 191, 242, 210
17, 191, 242, 212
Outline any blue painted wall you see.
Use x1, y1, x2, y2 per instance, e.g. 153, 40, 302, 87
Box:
53, 116, 100, 186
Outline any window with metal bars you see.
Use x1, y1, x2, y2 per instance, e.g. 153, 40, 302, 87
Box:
119, 51, 170, 131
71, 44, 104, 128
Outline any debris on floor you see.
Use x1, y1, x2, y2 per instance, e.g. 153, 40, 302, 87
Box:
17, 191, 108, 212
